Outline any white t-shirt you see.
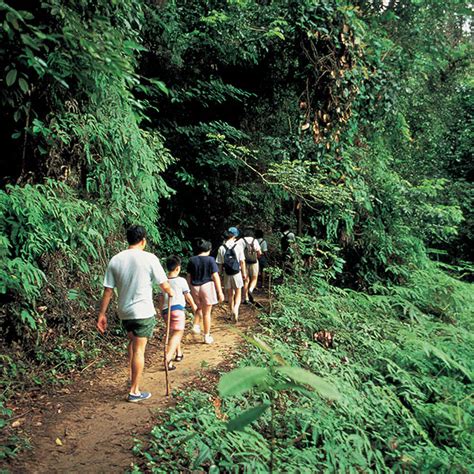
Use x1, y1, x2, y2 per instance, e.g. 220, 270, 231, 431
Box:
216, 240, 245, 265
162, 277, 190, 311
103, 249, 167, 320
237, 237, 261, 254
282, 231, 296, 242
257, 238, 268, 253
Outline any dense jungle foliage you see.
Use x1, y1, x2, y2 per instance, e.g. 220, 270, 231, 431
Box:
133, 268, 473, 472
0, 0, 472, 470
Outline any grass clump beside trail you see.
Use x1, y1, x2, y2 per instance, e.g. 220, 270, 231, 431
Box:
132, 264, 473, 473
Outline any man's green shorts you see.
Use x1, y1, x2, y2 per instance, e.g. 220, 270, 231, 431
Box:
121, 317, 156, 338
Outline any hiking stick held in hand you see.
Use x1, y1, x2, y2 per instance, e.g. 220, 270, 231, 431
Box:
164, 299, 172, 396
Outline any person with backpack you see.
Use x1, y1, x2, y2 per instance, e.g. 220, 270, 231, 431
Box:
239, 228, 261, 304
216, 227, 246, 322
281, 224, 296, 258
186, 239, 224, 344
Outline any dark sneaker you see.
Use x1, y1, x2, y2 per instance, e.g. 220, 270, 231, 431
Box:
127, 391, 151, 403
249, 291, 255, 304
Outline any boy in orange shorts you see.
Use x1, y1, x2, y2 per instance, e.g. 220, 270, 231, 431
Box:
160, 256, 198, 370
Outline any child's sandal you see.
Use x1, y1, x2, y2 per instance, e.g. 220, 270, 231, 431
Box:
174, 354, 184, 362
167, 362, 177, 371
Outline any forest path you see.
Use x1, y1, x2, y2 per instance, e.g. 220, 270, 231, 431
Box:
9, 298, 261, 474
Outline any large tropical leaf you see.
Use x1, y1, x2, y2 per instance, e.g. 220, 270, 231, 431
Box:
276, 366, 341, 400
218, 367, 270, 397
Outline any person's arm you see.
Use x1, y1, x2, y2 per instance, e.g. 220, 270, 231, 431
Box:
157, 292, 165, 314
212, 272, 225, 303
186, 273, 192, 287
255, 240, 262, 259
238, 247, 247, 279
216, 248, 224, 276
160, 280, 174, 297
152, 256, 174, 297
185, 292, 198, 313
97, 287, 114, 334
241, 260, 247, 280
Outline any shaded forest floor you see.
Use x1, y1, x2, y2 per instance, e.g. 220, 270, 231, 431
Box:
6, 299, 261, 473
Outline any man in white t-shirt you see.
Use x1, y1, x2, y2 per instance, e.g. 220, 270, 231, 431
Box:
238, 229, 261, 304
97, 225, 174, 403
216, 227, 246, 322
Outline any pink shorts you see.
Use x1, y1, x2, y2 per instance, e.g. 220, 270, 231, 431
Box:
191, 281, 218, 308
162, 309, 185, 331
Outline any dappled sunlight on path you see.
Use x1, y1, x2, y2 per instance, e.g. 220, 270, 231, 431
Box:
9, 298, 263, 474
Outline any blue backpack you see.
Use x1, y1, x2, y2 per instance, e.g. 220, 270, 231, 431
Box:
223, 243, 240, 275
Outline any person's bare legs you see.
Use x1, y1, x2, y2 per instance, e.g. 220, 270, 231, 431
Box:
233, 287, 242, 321
249, 274, 258, 298
202, 304, 212, 336
243, 277, 250, 301
166, 330, 184, 363
193, 308, 202, 327
227, 288, 234, 314
176, 341, 183, 358
129, 335, 148, 395
127, 332, 134, 381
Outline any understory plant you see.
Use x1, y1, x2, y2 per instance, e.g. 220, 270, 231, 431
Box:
133, 263, 473, 473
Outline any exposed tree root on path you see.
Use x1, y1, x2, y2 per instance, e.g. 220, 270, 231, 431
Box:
8, 300, 261, 474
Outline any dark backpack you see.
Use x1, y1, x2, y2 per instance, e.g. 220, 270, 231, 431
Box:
281, 231, 291, 253
244, 238, 258, 264
223, 243, 241, 275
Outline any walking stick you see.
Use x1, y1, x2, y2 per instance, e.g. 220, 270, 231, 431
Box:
164, 297, 172, 396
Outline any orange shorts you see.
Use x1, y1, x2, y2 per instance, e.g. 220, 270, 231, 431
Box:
191, 281, 218, 308
162, 309, 185, 331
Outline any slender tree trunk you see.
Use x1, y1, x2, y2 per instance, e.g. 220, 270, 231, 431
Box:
297, 199, 303, 235
19, 102, 31, 183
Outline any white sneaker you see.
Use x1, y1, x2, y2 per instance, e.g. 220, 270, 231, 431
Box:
192, 324, 201, 334
203, 334, 214, 344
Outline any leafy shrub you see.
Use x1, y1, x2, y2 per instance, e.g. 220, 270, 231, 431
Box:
134, 265, 473, 472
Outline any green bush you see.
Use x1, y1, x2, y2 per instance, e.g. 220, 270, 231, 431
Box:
134, 265, 473, 472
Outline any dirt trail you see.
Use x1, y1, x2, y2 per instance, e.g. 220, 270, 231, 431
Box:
8, 301, 260, 474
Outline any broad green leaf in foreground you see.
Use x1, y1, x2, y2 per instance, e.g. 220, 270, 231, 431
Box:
218, 367, 269, 397
226, 403, 270, 431
276, 366, 341, 400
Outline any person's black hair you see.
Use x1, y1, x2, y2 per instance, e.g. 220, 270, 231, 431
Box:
281, 224, 290, 232
195, 238, 212, 253
223, 230, 234, 240
244, 228, 255, 238
166, 255, 181, 272
255, 229, 264, 239
127, 225, 146, 245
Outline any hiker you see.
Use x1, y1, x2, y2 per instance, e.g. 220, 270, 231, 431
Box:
186, 238, 224, 344
217, 227, 246, 322
240, 228, 261, 304
255, 229, 268, 288
97, 225, 174, 403
281, 224, 296, 259
160, 256, 198, 371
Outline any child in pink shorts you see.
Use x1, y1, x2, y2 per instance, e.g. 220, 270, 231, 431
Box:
160, 256, 198, 370
186, 239, 224, 344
